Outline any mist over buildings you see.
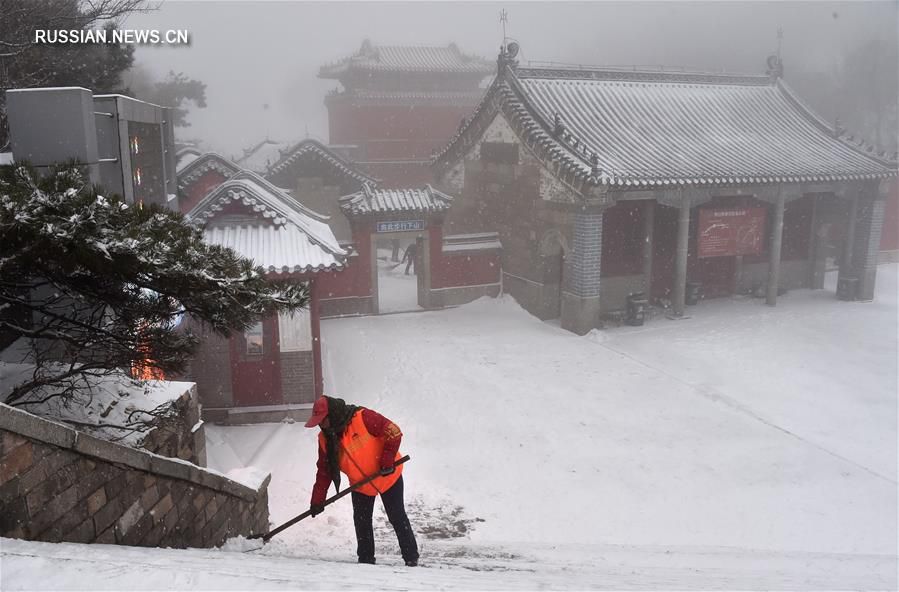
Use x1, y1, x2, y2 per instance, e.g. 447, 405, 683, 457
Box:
123, 1, 898, 156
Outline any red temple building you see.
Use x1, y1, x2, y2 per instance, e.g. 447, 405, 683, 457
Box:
319, 40, 493, 187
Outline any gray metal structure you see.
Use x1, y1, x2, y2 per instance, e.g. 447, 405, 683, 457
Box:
6, 87, 178, 210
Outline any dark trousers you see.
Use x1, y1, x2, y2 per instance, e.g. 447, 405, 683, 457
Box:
351, 475, 419, 564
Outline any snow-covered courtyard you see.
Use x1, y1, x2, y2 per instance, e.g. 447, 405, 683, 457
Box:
2, 266, 897, 589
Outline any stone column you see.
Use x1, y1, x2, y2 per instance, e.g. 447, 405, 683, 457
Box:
808, 195, 827, 290
672, 195, 691, 317
561, 207, 605, 334
642, 200, 655, 294
853, 192, 887, 301
838, 195, 859, 287
766, 193, 786, 306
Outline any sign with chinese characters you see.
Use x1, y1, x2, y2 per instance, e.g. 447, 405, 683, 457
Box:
376, 220, 425, 233
698, 207, 767, 258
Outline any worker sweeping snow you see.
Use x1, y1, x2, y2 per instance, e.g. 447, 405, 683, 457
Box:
305, 395, 419, 567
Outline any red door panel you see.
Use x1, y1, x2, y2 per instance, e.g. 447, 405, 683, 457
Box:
230, 316, 282, 407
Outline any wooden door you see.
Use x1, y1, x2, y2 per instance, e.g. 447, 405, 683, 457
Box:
230, 316, 283, 407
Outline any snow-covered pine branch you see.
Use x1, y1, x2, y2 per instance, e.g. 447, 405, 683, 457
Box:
0, 162, 309, 409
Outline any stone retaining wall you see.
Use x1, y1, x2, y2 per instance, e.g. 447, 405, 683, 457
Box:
140, 385, 206, 466
0, 404, 269, 548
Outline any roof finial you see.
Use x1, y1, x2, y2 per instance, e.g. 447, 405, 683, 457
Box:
553, 111, 565, 137
496, 9, 520, 71
590, 153, 600, 177
776, 27, 783, 61
766, 28, 784, 80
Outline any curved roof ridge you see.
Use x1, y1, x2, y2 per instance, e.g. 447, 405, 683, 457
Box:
266, 139, 379, 186
777, 78, 898, 167
229, 169, 331, 223
187, 176, 345, 258
516, 64, 772, 86
176, 151, 240, 180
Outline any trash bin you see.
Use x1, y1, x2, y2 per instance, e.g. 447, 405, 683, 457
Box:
685, 281, 703, 306
626, 292, 648, 326
836, 277, 858, 301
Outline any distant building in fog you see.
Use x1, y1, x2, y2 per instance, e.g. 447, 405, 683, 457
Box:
5, 87, 177, 210
319, 40, 493, 187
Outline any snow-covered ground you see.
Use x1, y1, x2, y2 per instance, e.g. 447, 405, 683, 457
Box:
2, 266, 896, 589
376, 246, 421, 313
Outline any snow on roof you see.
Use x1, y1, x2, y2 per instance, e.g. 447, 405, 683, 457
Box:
202, 223, 342, 274
339, 184, 453, 215
235, 138, 291, 174
434, 62, 897, 188
266, 139, 379, 186
176, 152, 241, 186
175, 148, 201, 171
443, 232, 502, 253
320, 40, 493, 77
187, 174, 345, 274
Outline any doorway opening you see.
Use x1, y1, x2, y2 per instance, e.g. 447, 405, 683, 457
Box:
375, 234, 423, 313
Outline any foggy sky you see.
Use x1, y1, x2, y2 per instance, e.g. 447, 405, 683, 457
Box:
123, 1, 899, 157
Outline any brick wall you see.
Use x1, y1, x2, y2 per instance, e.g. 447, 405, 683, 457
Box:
183, 321, 233, 410
139, 385, 206, 467
280, 351, 315, 404
0, 404, 269, 548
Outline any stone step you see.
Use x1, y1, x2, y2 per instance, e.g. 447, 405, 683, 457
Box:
202, 404, 313, 425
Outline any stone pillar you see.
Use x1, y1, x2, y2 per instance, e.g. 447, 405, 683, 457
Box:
838, 195, 859, 287
808, 195, 827, 290
561, 207, 604, 334
672, 196, 691, 317
642, 200, 655, 294
766, 193, 786, 306
853, 194, 886, 301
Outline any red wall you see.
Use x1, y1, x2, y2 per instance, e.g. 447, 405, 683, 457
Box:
433, 251, 501, 289
327, 101, 477, 187
179, 170, 228, 214
328, 103, 474, 151
429, 224, 501, 289
365, 162, 435, 188
315, 224, 373, 300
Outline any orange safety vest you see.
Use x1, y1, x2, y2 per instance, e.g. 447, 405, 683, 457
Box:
318, 410, 403, 496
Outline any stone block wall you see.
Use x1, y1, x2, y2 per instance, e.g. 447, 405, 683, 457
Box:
140, 385, 206, 466
0, 404, 269, 548
280, 350, 315, 404
182, 318, 233, 411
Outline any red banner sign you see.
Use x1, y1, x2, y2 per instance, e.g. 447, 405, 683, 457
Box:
698, 207, 767, 258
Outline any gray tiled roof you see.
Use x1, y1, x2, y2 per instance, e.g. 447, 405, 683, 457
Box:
266, 139, 379, 186
434, 64, 896, 188
187, 174, 345, 274
339, 184, 453, 215
320, 41, 493, 77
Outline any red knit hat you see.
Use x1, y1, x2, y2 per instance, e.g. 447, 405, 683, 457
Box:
304, 396, 329, 428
